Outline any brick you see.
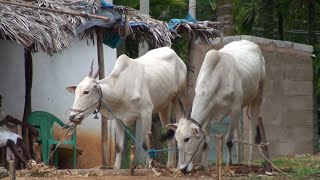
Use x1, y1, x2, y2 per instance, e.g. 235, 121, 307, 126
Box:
282, 55, 312, 66
283, 80, 313, 96
285, 96, 313, 111
263, 80, 283, 97
265, 126, 313, 141
283, 111, 313, 126
283, 64, 313, 81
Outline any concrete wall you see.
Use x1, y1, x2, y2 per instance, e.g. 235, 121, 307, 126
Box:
191, 36, 317, 162
0, 38, 117, 168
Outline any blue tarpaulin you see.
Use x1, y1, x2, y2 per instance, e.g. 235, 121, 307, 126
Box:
75, 0, 199, 49
168, 14, 198, 32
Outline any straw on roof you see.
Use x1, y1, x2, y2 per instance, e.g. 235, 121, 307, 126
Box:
0, 0, 222, 55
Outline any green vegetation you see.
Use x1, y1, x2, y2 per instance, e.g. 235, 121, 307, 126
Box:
253, 154, 320, 179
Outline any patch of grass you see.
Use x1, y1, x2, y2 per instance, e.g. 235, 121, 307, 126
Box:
254, 154, 320, 179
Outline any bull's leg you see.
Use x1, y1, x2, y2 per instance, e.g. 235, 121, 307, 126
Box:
159, 106, 176, 168
248, 83, 264, 165
201, 124, 211, 169
113, 120, 125, 169
225, 118, 236, 165
248, 105, 258, 165
231, 110, 243, 164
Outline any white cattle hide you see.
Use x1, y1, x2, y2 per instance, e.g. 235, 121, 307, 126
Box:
67, 47, 187, 169
168, 40, 266, 172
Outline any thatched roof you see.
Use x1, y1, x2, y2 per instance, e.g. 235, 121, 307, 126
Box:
0, 0, 222, 55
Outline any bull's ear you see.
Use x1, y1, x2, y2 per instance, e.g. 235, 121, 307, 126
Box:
160, 123, 178, 142
193, 127, 201, 137
166, 123, 178, 131
66, 86, 77, 93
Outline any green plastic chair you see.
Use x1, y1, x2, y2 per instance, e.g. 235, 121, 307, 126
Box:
27, 111, 77, 168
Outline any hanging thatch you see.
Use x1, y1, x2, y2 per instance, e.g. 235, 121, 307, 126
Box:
0, 0, 223, 55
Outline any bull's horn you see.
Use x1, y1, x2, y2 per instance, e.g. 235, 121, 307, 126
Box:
93, 61, 103, 79
88, 59, 94, 77
175, 93, 185, 118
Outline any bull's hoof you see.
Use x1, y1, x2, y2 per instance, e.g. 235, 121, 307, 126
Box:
227, 161, 233, 166
166, 164, 175, 169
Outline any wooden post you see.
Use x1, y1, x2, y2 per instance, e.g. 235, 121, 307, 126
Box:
9, 160, 15, 180
218, 135, 223, 180
32, 143, 42, 163
257, 117, 273, 174
215, 134, 223, 180
146, 132, 154, 168
215, 135, 219, 178
23, 49, 32, 155
129, 145, 136, 176
96, 28, 110, 168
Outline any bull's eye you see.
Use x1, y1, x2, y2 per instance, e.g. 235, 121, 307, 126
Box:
184, 137, 190, 142
83, 91, 89, 95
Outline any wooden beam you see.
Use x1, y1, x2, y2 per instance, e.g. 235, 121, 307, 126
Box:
257, 117, 273, 174
0, 0, 111, 22
9, 160, 15, 180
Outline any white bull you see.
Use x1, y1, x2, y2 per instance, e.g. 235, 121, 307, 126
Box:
167, 40, 265, 173
66, 47, 187, 169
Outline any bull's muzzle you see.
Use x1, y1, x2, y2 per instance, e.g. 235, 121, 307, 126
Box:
69, 114, 83, 125
179, 162, 193, 174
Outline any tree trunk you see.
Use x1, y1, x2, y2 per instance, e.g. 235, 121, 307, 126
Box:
189, 0, 196, 17
186, 0, 197, 114
277, 11, 284, 40
307, 0, 317, 45
221, 0, 233, 36
23, 49, 32, 154
262, 0, 275, 39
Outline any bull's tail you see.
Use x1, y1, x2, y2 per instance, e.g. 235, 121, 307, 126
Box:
247, 105, 251, 120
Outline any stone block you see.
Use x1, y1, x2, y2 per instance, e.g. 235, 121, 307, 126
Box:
221, 36, 241, 44
293, 43, 313, 53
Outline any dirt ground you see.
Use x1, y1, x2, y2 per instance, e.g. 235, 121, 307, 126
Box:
1, 164, 280, 180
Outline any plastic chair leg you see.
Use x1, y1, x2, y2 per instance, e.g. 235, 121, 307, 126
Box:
73, 146, 77, 169
54, 148, 59, 168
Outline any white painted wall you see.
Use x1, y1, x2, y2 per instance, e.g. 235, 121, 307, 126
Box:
0, 38, 117, 168
0, 38, 117, 131
0, 40, 25, 119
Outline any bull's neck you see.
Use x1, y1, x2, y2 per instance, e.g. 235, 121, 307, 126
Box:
190, 113, 209, 132
97, 78, 117, 103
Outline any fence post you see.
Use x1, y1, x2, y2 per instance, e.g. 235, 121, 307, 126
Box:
257, 117, 273, 174
216, 134, 224, 180
130, 145, 136, 176
9, 160, 15, 180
